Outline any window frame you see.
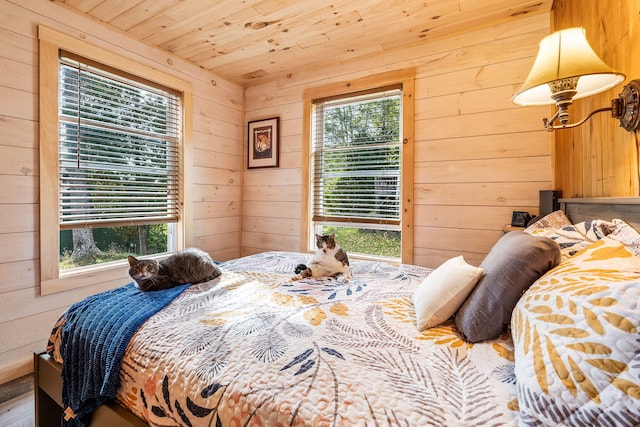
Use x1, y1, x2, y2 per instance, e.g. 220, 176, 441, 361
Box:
301, 69, 415, 264
38, 26, 194, 295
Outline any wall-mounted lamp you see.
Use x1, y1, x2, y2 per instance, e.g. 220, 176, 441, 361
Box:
512, 27, 640, 132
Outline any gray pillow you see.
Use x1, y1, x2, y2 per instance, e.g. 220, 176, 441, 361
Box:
454, 231, 561, 343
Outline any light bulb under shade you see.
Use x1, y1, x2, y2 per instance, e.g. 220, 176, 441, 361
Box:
512, 27, 626, 106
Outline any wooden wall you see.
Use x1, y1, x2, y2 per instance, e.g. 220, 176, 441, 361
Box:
553, 0, 640, 197
0, 0, 244, 383
243, 13, 553, 268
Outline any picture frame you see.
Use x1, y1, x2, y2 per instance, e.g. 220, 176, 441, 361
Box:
247, 117, 280, 169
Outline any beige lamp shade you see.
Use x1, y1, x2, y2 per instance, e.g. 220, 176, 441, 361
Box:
512, 27, 625, 106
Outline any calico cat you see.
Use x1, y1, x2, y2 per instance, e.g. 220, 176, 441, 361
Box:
127, 247, 221, 291
292, 233, 351, 282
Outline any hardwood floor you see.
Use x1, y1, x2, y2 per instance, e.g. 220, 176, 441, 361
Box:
0, 374, 34, 427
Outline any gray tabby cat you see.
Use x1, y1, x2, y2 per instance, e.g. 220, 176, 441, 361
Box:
127, 247, 221, 291
292, 233, 351, 282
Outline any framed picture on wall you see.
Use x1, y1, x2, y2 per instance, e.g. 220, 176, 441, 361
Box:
248, 117, 280, 169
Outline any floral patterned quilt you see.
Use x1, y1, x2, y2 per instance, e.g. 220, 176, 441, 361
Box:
51, 251, 518, 426
512, 234, 640, 426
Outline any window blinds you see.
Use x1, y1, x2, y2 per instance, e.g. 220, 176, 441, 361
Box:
58, 54, 182, 229
312, 88, 401, 225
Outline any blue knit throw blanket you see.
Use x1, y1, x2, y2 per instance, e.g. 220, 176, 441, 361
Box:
58, 282, 190, 426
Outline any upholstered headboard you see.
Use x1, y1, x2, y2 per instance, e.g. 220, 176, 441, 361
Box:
559, 197, 640, 230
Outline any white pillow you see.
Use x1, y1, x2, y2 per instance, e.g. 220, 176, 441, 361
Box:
412, 255, 483, 331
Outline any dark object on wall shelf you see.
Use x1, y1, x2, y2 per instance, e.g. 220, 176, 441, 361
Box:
511, 211, 533, 227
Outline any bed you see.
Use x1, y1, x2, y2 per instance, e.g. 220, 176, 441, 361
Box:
34, 197, 640, 427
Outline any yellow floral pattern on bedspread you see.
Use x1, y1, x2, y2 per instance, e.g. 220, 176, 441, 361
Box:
51, 252, 519, 426
512, 237, 640, 426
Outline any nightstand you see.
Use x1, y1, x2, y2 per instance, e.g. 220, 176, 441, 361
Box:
503, 225, 525, 233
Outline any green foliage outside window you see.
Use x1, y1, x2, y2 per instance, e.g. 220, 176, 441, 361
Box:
59, 224, 168, 269
321, 226, 401, 259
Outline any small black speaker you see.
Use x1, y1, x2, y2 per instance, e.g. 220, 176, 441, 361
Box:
539, 190, 559, 216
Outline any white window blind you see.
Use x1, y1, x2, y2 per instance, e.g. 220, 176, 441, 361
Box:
58, 53, 181, 229
312, 88, 402, 225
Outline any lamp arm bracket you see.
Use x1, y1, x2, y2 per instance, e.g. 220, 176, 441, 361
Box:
545, 106, 613, 131
544, 80, 640, 132
614, 79, 640, 132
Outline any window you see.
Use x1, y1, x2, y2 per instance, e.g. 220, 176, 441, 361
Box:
39, 26, 193, 294
302, 71, 415, 263
58, 54, 180, 268
312, 88, 402, 257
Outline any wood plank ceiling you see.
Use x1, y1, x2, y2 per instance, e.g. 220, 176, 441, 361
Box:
53, 0, 552, 87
